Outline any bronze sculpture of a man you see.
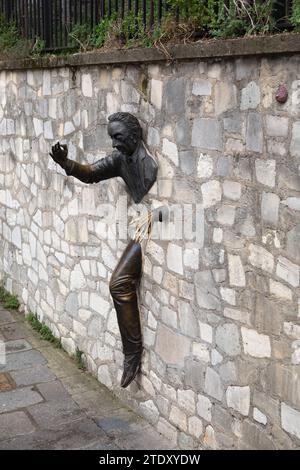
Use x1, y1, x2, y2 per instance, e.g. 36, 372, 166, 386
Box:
50, 112, 158, 388
50, 113, 158, 203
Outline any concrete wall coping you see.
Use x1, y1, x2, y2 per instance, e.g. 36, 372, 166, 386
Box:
0, 33, 300, 71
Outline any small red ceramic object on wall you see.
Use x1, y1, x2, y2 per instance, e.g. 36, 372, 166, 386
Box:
276, 84, 288, 103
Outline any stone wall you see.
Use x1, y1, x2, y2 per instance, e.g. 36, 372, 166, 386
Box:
0, 49, 300, 449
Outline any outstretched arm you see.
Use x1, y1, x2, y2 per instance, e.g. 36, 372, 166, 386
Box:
50, 142, 119, 184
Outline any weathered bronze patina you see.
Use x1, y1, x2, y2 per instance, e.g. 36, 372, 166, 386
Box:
50, 113, 157, 387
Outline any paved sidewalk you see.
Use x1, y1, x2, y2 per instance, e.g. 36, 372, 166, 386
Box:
0, 306, 174, 450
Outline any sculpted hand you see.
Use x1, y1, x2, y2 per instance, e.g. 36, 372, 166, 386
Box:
50, 142, 68, 169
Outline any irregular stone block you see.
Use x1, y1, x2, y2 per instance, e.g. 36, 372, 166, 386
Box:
195, 271, 220, 310
178, 389, 196, 415
266, 115, 288, 137
241, 327, 271, 358
226, 386, 250, 416
261, 192, 279, 225
156, 325, 190, 366
204, 367, 223, 401
253, 407, 267, 425
192, 79, 211, 96
255, 159, 276, 187
184, 359, 206, 392
290, 121, 300, 159
281, 402, 300, 440
264, 363, 300, 408
246, 113, 263, 153
216, 323, 241, 356
201, 180, 222, 208
167, 243, 183, 275
81, 74, 93, 97
249, 244, 274, 273
197, 394, 212, 422
164, 78, 186, 115
241, 81, 260, 110
276, 256, 299, 287
192, 118, 222, 150
228, 254, 246, 287
286, 223, 300, 264
150, 79, 162, 109
215, 82, 237, 115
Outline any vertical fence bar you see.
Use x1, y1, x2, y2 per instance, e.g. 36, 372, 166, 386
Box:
134, 0, 139, 17
43, 0, 53, 49
64, 0, 68, 48
115, 0, 118, 15
54, 0, 58, 48
121, 0, 124, 19
28, 0, 32, 39
27, 0, 30, 37
158, 0, 162, 23
37, 0, 40, 39
21, 0, 24, 36
74, 0, 77, 25
142, 0, 146, 27
15, 0, 18, 23
21, 0, 27, 37
69, 0, 73, 39
21, 0, 24, 31
28, 0, 31, 35
59, 0, 63, 46
33, 0, 36, 39
84, 0, 88, 23
90, 0, 94, 28
95, 0, 99, 22
79, 0, 83, 24
16, 0, 19, 28
95, 0, 97, 23
5, 0, 12, 21
149, 0, 154, 29
108, 0, 112, 18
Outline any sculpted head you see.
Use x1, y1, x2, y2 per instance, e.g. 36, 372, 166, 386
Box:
108, 112, 142, 157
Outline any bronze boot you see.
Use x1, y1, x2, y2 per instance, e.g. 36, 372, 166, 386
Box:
109, 240, 143, 388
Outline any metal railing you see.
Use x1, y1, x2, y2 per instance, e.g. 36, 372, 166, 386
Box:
0, 1, 294, 52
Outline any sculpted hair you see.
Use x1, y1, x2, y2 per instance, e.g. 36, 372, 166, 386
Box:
108, 112, 142, 141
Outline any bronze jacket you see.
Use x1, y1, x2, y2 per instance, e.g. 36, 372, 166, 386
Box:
64, 142, 158, 204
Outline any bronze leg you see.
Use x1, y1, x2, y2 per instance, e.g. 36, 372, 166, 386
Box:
109, 240, 142, 388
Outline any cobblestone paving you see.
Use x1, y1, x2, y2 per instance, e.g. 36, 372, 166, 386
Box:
0, 307, 175, 450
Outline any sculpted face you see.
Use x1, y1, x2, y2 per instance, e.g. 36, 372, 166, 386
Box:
108, 120, 138, 157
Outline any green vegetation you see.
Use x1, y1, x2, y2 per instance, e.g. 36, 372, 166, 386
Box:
74, 347, 86, 370
24, 313, 86, 370
0, 2, 297, 59
26, 312, 61, 348
0, 14, 44, 59
68, 0, 295, 54
0, 286, 20, 310
167, 0, 278, 37
0, 287, 86, 371
291, 0, 300, 30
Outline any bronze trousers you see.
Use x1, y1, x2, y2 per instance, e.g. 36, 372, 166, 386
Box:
109, 240, 143, 357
